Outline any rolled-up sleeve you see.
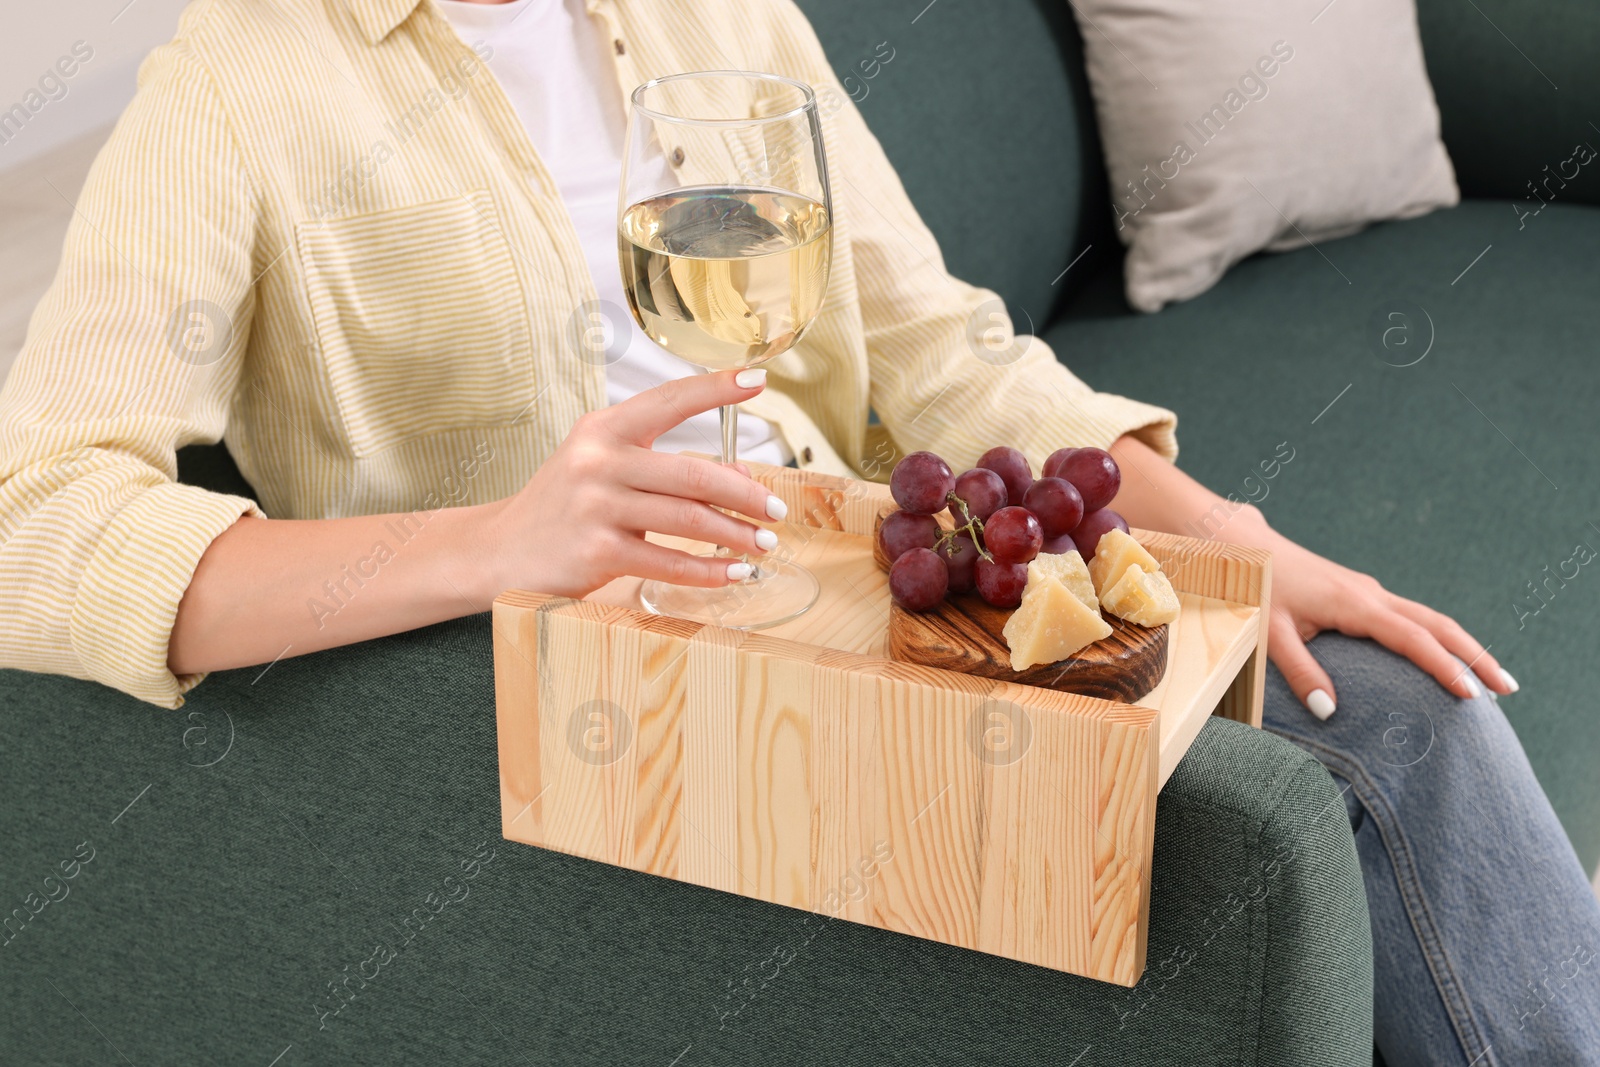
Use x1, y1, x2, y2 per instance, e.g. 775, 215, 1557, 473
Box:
767, 0, 1178, 470
0, 36, 261, 707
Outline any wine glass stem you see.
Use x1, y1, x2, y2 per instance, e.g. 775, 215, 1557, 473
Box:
719, 402, 739, 467
719, 402, 750, 568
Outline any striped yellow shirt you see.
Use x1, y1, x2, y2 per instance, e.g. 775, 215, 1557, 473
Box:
0, 0, 1176, 707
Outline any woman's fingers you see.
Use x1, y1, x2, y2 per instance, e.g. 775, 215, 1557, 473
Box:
1386, 594, 1513, 694
1351, 600, 1482, 700
600, 368, 766, 445
621, 490, 778, 556
1267, 608, 1339, 720
613, 539, 757, 588
622, 451, 786, 525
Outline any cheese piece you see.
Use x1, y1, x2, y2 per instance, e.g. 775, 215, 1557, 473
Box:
1101, 563, 1181, 627
1002, 573, 1113, 671
1087, 528, 1164, 598
1030, 550, 1099, 611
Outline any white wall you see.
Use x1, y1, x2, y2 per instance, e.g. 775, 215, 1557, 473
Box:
0, 0, 191, 170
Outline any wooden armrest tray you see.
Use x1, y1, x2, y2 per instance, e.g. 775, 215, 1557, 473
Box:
493, 464, 1270, 986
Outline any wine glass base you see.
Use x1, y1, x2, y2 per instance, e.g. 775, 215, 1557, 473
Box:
640, 556, 820, 630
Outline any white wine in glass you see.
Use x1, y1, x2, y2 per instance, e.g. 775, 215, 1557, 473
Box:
619, 71, 833, 629
619, 188, 830, 370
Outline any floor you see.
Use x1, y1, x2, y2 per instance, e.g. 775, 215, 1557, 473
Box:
4, 125, 1600, 899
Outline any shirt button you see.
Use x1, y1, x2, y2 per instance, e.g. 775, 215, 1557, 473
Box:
801, 447, 814, 463
613, 39, 626, 56
671, 147, 686, 166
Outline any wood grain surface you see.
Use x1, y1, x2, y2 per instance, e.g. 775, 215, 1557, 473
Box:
495, 462, 1272, 986
1127, 529, 1272, 730
586, 470, 1265, 787
494, 592, 1159, 985
888, 595, 1169, 701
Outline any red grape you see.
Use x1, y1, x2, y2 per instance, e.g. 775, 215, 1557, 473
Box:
890, 451, 955, 516
974, 557, 1029, 609
949, 467, 1007, 526
1040, 531, 1078, 556
889, 547, 948, 611
1023, 477, 1084, 538
936, 532, 980, 594
1071, 507, 1129, 560
879, 510, 939, 565
976, 446, 1033, 506
1042, 447, 1080, 480
1052, 447, 1121, 511
983, 506, 1042, 566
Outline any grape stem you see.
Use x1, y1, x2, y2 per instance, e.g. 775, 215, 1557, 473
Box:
939, 492, 993, 563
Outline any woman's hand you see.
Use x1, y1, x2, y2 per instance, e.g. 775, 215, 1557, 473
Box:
1220, 513, 1515, 718
171, 368, 782, 676
482, 368, 787, 599
1106, 434, 1515, 720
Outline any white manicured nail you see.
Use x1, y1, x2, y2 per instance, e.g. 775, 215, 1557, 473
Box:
726, 561, 754, 581
755, 528, 778, 552
766, 495, 788, 521
1500, 669, 1519, 694
1463, 675, 1481, 699
735, 368, 766, 389
1306, 689, 1336, 721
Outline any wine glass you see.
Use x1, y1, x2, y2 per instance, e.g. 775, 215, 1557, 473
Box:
619, 70, 833, 629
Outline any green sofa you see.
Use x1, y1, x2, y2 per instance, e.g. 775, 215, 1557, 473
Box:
2, 1, 1593, 1063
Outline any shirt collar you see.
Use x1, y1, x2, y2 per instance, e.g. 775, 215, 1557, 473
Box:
346, 0, 428, 44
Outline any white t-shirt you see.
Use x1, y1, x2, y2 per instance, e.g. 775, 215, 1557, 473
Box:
435, 0, 792, 465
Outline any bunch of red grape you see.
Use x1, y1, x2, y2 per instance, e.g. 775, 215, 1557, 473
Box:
881, 445, 1129, 612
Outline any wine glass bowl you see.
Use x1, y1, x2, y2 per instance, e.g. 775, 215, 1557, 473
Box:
617, 188, 830, 370
619, 70, 833, 629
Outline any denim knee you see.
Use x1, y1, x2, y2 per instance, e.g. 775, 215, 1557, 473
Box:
1260, 632, 1526, 802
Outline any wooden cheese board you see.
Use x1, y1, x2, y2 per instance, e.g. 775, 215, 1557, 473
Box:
871, 505, 1171, 702
493, 462, 1271, 987
888, 597, 1168, 701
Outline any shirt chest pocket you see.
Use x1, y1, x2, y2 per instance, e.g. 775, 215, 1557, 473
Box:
296, 192, 534, 458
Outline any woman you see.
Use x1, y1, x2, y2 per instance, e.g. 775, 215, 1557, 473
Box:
0, 0, 1594, 1062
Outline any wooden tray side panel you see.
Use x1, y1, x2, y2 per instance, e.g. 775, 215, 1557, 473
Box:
971, 683, 1156, 985
807, 658, 884, 926
1136, 529, 1272, 729
630, 620, 694, 878
493, 594, 1161, 986
535, 607, 639, 868
750, 463, 893, 537
1092, 715, 1158, 982
734, 639, 818, 908
846, 666, 990, 951
493, 599, 546, 841
680, 626, 745, 893
976, 688, 1096, 974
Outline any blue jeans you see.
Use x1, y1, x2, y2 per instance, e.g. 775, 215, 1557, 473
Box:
1262, 633, 1600, 1066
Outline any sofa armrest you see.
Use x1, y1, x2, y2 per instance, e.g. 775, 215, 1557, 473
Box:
0, 611, 1371, 1064
1160, 720, 1377, 1062
1416, 0, 1600, 205
1113, 716, 1375, 1064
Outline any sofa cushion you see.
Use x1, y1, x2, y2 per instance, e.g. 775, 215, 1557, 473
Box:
794, 0, 1108, 327
1067, 0, 1460, 314
1047, 199, 1600, 869
0, 612, 1370, 1064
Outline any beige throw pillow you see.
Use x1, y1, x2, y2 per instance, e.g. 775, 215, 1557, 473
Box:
1069, 0, 1459, 311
